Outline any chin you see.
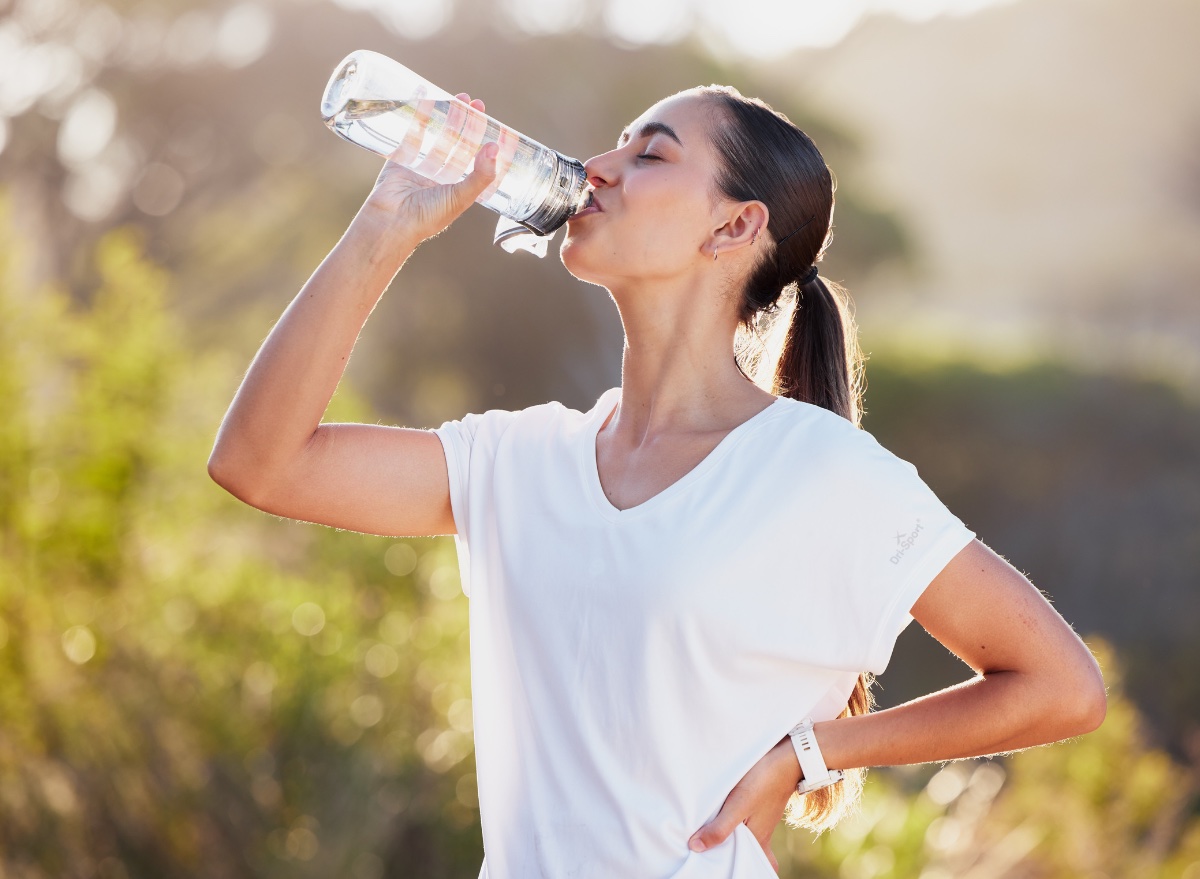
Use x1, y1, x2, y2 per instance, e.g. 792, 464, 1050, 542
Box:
558, 232, 603, 285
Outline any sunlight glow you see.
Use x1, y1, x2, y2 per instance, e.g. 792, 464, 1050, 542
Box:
331, 0, 453, 39
57, 88, 116, 165
379, 0, 454, 40
603, 0, 692, 48
696, 0, 1021, 57
699, 0, 864, 55
501, 0, 588, 35
329, 0, 1017, 56
214, 3, 274, 69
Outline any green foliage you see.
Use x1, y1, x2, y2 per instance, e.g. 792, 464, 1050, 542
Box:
0, 203, 480, 877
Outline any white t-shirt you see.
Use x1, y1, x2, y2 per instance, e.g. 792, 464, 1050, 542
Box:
434, 387, 974, 879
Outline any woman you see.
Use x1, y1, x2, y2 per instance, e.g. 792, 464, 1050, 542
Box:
209, 85, 1106, 877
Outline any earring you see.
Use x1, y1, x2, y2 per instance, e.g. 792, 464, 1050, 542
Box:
712, 250, 718, 262
752, 231, 759, 245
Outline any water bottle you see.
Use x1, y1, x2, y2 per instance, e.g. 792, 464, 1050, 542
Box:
320, 50, 591, 257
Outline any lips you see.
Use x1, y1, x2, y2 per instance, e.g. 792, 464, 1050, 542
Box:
572, 190, 603, 218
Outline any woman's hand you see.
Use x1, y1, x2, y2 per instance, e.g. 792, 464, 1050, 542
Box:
687, 738, 800, 871
355, 93, 499, 249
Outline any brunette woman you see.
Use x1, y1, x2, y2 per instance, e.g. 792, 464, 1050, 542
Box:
210, 85, 1105, 878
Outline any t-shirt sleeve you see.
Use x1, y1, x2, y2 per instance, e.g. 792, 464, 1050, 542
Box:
432, 407, 518, 597
820, 429, 976, 675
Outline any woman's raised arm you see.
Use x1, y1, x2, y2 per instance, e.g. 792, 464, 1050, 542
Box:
208, 97, 498, 537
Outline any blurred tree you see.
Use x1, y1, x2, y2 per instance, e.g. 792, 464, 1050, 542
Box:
0, 197, 481, 877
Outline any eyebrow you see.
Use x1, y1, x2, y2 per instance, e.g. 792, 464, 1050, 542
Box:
617, 121, 683, 149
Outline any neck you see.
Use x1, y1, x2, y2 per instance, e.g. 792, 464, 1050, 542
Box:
604, 272, 773, 442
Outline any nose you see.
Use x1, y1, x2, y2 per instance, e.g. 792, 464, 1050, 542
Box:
583, 149, 618, 190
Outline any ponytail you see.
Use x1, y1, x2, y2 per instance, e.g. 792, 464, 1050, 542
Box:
772, 273, 864, 427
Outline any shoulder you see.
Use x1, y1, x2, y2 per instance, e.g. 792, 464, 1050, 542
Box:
436, 392, 606, 447
766, 397, 885, 458
761, 397, 921, 487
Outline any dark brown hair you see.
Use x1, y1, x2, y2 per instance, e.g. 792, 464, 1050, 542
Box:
699, 84, 871, 832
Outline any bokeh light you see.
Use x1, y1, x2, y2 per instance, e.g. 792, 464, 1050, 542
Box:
61, 625, 97, 664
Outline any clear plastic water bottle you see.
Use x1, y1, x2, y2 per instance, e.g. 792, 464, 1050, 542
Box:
321, 50, 590, 257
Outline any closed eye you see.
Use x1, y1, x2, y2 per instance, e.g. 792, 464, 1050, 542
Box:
637, 154, 661, 162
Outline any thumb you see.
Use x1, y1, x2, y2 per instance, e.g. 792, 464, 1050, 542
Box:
688, 807, 745, 853
447, 142, 499, 211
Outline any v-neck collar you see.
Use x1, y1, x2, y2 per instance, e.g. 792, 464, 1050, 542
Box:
580, 387, 786, 522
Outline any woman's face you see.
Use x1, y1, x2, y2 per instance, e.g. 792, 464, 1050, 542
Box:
560, 92, 731, 289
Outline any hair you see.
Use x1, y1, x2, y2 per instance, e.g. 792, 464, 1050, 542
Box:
698, 84, 872, 832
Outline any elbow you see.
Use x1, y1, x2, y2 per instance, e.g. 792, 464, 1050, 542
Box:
207, 443, 265, 507
1073, 674, 1108, 736
207, 446, 243, 496
1060, 650, 1108, 737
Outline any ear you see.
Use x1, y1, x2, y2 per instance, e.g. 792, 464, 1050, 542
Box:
709, 201, 769, 259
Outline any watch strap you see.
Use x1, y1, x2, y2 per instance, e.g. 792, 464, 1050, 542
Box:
789, 718, 844, 794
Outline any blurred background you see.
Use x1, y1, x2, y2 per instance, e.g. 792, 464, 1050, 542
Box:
1, 0, 1198, 875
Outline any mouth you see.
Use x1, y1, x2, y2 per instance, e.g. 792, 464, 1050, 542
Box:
571, 190, 603, 219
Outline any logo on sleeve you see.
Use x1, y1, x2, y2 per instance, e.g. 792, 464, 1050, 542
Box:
889, 519, 923, 565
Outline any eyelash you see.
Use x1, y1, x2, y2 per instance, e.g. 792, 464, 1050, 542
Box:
637, 154, 661, 162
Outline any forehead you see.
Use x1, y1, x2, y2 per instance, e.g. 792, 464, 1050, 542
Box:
617, 92, 713, 147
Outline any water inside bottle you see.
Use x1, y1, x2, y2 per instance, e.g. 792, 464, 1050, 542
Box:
326, 97, 559, 223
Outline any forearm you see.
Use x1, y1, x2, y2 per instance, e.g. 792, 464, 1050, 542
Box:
819, 668, 1101, 772
209, 214, 418, 489
766, 667, 1104, 788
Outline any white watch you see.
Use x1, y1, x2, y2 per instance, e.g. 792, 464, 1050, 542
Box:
788, 718, 844, 795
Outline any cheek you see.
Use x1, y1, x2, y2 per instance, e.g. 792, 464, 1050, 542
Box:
631, 179, 714, 252
560, 177, 711, 277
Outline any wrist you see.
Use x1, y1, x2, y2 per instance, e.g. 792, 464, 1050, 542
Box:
345, 207, 422, 267
773, 736, 803, 787
788, 718, 845, 795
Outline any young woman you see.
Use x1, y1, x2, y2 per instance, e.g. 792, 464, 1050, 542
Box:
209, 85, 1106, 878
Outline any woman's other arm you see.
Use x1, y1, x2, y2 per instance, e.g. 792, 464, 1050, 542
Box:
208, 97, 498, 537
818, 538, 1106, 766
689, 538, 1106, 857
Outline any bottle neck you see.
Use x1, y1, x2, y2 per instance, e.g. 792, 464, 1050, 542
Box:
519, 154, 589, 236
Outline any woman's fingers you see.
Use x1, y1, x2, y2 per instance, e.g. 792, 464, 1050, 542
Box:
688, 808, 779, 868
688, 741, 793, 868
444, 142, 498, 214
687, 790, 747, 852
689, 809, 778, 870
454, 92, 486, 113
